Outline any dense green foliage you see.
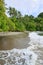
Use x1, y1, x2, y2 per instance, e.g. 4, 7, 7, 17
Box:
9, 8, 43, 31
38, 12, 43, 18
0, 0, 16, 32
0, 0, 5, 12
0, 0, 43, 32
0, 12, 16, 32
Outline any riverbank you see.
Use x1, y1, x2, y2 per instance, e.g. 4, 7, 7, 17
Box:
0, 31, 29, 36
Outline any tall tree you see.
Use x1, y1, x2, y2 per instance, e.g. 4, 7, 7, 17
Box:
8, 7, 22, 18
0, 0, 5, 12
38, 12, 43, 18
8, 7, 17, 17
0, 0, 16, 32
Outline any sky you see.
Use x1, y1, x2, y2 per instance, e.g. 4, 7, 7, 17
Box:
5, 0, 43, 17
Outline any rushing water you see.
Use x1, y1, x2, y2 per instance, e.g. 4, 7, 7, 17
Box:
0, 32, 43, 65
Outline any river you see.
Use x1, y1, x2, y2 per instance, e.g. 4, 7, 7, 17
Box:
0, 32, 43, 65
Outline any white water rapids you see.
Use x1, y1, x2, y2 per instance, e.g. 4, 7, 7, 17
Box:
0, 32, 43, 65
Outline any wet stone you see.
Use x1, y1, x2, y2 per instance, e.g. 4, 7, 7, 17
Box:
23, 53, 25, 55
18, 58, 25, 64
7, 57, 11, 63
13, 57, 16, 60
29, 54, 32, 59
7, 56, 16, 64
0, 52, 8, 58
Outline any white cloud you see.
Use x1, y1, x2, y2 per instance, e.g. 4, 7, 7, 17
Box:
5, 0, 43, 16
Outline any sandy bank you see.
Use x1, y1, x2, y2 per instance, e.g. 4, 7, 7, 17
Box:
0, 31, 29, 36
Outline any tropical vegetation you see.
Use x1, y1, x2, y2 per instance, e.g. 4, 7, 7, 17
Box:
0, 0, 43, 32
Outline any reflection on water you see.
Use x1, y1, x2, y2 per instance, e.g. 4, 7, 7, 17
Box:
0, 33, 30, 50
0, 32, 43, 65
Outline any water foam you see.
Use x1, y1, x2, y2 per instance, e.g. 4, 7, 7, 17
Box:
1, 32, 42, 65
0, 48, 37, 65
29, 32, 43, 45
28, 32, 43, 65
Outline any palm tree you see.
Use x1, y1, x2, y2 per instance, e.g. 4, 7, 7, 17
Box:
8, 7, 22, 18
8, 7, 17, 17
